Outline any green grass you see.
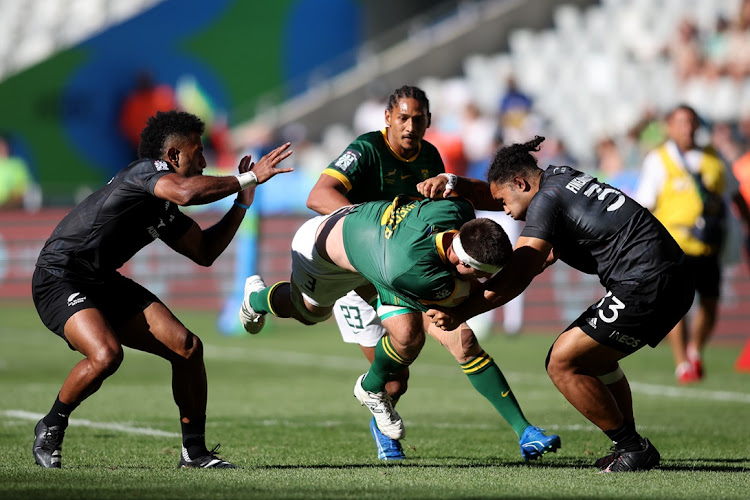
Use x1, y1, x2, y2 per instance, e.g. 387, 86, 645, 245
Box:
1, 300, 749, 499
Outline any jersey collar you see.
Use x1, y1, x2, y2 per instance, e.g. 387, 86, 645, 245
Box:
435, 230, 458, 263
381, 128, 421, 163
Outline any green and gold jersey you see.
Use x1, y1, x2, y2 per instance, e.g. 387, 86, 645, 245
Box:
322, 130, 445, 203
342, 196, 475, 311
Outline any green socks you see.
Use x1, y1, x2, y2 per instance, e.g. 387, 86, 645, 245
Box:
362, 335, 411, 393
249, 282, 286, 316
462, 351, 531, 437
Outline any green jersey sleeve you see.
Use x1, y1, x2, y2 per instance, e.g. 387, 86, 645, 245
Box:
321, 132, 380, 193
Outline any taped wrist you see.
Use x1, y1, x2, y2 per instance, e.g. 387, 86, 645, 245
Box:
235, 171, 258, 190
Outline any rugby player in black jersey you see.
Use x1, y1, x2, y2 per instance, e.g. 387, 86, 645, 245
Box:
422, 136, 695, 472
31, 111, 292, 469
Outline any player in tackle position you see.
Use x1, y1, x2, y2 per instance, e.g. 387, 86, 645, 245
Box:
424, 136, 695, 472
240, 194, 561, 460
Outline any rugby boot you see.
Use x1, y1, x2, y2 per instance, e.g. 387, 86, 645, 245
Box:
178, 444, 237, 468
239, 275, 267, 334
354, 373, 404, 440
33, 419, 64, 469
369, 416, 405, 460
519, 425, 561, 461
600, 437, 660, 473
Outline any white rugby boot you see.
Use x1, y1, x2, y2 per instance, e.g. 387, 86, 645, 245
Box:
239, 275, 267, 334
353, 373, 405, 440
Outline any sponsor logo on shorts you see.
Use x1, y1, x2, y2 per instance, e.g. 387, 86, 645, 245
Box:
608, 330, 641, 348
67, 292, 86, 307
586, 317, 598, 329
334, 150, 360, 171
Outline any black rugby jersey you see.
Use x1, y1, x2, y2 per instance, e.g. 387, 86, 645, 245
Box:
522, 166, 683, 286
36, 159, 193, 282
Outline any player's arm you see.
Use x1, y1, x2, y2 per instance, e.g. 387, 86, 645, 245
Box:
166, 213, 244, 267
161, 144, 293, 266
306, 173, 353, 215
154, 143, 293, 206
426, 235, 552, 330
417, 175, 503, 211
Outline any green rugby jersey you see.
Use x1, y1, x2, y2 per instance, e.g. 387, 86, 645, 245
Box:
342, 196, 475, 311
322, 130, 445, 203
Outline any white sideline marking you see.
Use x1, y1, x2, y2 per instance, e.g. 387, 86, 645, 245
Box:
202, 344, 750, 404
3, 410, 179, 438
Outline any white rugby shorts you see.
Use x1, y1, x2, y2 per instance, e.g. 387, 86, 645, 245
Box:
290, 214, 370, 308
332, 290, 386, 347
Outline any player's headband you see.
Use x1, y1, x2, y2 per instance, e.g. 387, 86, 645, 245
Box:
452, 234, 502, 274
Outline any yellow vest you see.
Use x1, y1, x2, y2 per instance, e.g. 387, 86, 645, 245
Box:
652, 144, 724, 256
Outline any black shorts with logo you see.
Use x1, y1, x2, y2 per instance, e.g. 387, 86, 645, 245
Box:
568, 261, 695, 355
32, 267, 159, 349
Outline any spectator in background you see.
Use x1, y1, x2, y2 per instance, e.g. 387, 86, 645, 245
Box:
593, 137, 639, 196
702, 16, 732, 80
460, 102, 498, 177
0, 135, 34, 210
498, 76, 541, 145
726, 0, 750, 80
669, 19, 703, 83
634, 104, 727, 385
119, 71, 177, 152
538, 136, 577, 169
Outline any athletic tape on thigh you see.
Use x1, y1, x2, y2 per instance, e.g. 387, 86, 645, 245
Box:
289, 283, 332, 323
597, 366, 624, 385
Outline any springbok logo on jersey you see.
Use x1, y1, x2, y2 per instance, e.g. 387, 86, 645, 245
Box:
154, 160, 169, 171
67, 292, 86, 307
334, 150, 360, 171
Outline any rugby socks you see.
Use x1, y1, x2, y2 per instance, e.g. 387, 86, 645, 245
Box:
248, 282, 285, 316
42, 395, 78, 429
181, 416, 208, 459
462, 352, 531, 437
604, 420, 643, 451
362, 335, 412, 393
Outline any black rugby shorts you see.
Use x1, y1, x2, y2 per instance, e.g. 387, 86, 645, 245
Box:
32, 267, 159, 349
568, 263, 695, 354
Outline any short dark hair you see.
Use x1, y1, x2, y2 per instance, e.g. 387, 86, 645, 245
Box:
458, 218, 512, 268
667, 103, 699, 124
387, 85, 430, 115
487, 136, 545, 185
138, 111, 205, 160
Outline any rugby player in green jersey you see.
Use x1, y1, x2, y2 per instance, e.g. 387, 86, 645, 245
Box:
306, 86, 444, 460
240, 193, 561, 461
302, 86, 559, 461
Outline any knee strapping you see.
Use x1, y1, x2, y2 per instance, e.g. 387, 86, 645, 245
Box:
597, 366, 624, 385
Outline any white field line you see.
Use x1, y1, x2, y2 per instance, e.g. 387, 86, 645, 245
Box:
5, 409, 637, 433
201, 344, 750, 404
3, 410, 179, 437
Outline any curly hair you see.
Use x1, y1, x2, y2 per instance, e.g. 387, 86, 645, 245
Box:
487, 136, 545, 185
458, 218, 512, 268
137, 111, 205, 160
387, 85, 430, 114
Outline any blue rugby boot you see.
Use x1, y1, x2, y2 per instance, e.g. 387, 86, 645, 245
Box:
369, 417, 405, 460
519, 425, 561, 461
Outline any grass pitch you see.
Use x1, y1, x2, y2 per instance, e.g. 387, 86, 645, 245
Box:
1, 300, 748, 499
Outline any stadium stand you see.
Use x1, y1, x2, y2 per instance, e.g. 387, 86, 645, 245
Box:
0, 0, 164, 81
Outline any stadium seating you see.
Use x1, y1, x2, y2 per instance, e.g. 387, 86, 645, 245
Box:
0, 0, 164, 82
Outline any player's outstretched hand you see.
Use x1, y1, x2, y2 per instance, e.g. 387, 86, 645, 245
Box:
240, 142, 294, 184
425, 307, 462, 331
417, 175, 451, 199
